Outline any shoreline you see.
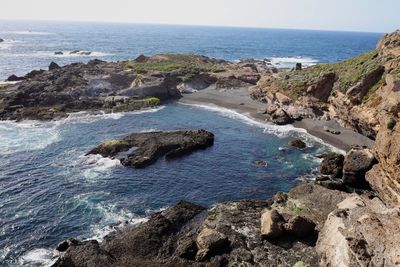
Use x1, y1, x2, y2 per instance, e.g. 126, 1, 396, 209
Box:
178, 87, 375, 151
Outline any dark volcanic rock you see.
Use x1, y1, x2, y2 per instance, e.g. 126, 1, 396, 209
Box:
6, 74, 25, 82
54, 51, 63, 55
320, 152, 345, 178
288, 139, 306, 149
87, 130, 214, 168
49, 61, 61, 71
0, 38, 4, 42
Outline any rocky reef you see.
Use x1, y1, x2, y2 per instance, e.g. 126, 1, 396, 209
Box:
0, 54, 266, 121
87, 130, 214, 168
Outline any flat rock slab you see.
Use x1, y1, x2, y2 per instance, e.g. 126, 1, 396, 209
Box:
87, 129, 214, 168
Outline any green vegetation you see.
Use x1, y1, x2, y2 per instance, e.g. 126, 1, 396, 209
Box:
291, 203, 303, 216
387, 118, 397, 130
293, 261, 309, 267
101, 139, 129, 148
0, 84, 9, 89
126, 54, 226, 77
270, 50, 384, 100
143, 97, 160, 106
113, 97, 160, 112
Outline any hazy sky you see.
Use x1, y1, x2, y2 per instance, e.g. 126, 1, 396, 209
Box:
1, 0, 399, 32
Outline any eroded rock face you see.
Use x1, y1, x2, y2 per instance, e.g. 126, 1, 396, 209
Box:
288, 139, 306, 149
317, 195, 400, 267
87, 130, 214, 168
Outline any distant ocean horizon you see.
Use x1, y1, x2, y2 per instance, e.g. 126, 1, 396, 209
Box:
0, 20, 383, 80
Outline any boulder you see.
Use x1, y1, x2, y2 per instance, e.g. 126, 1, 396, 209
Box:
295, 63, 302, 70
56, 238, 82, 252
195, 228, 229, 261
271, 108, 293, 125
288, 139, 306, 149
323, 126, 341, 135
49, 61, 61, 71
343, 147, 376, 188
260, 209, 284, 238
87, 130, 214, 168
320, 153, 344, 178
283, 215, 316, 237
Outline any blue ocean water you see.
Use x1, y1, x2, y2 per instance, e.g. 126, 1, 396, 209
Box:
0, 21, 380, 266
0, 20, 382, 80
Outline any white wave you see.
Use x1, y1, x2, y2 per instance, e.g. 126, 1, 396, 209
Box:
0, 120, 60, 155
18, 248, 58, 267
269, 56, 319, 68
0, 39, 23, 50
5, 31, 53, 35
8, 51, 112, 58
52, 51, 112, 58
180, 102, 344, 153
77, 154, 121, 181
59, 106, 165, 124
89, 203, 148, 241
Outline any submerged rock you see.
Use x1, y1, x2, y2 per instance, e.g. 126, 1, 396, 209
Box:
288, 139, 306, 149
87, 130, 214, 168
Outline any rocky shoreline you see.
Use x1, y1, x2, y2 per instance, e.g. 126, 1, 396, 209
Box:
2, 30, 400, 266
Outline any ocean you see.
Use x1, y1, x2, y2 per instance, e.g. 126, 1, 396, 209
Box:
0, 21, 381, 266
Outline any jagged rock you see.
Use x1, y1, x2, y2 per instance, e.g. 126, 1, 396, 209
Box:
295, 63, 302, 70
56, 238, 82, 252
271, 108, 293, 125
87, 130, 214, 168
260, 209, 284, 238
134, 54, 148, 62
54, 51, 63, 55
288, 139, 306, 149
320, 153, 344, 178
6, 74, 25, 82
195, 228, 229, 261
253, 159, 267, 167
53, 240, 116, 267
343, 147, 376, 188
49, 61, 60, 71
283, 216, 316, 238
0, 38, 4, 42
317, 195, 400, 266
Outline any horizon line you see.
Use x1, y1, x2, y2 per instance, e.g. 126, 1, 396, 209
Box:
0, 18, 386, 35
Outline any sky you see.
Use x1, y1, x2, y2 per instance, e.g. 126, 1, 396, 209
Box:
0, 0, 399, 33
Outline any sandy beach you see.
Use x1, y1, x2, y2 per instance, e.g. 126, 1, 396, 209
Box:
179, 86, 375, 151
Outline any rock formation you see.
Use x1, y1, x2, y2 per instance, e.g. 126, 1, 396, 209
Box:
87, 130, 214, 168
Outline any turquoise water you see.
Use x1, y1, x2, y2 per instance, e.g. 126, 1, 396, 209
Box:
0, 20, 382, 80
0, 104, 336, 266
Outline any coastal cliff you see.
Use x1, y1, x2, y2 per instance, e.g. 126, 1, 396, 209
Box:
251, 29, 400, 209
2, 30, 400, 266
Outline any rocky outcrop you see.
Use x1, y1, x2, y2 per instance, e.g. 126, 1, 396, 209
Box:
53, 182, 349, 267
0, 38, 4, 42
0, 54, 267, 121
320, 152, 344, 178
87, 130, 214, 168
342, 146, 376, 188
288, 139, 306, 149
317, 195, 400, 267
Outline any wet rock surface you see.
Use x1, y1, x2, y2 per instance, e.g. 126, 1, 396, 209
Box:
87, 130, 214, 168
